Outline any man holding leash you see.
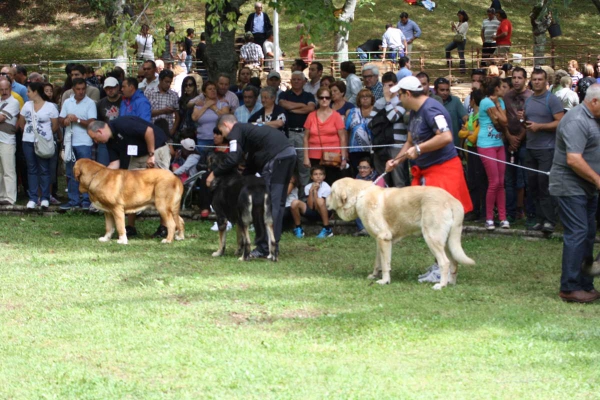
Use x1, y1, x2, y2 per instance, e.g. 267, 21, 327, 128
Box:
385, 76, 472, 283
87, 116, 171, 238
205, 114, 296, 259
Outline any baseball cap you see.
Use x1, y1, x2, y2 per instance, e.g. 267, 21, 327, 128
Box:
103, 77, 119, 88
267, 71, 280, 79
390, 76, 423, 93
180, 138, 196, 151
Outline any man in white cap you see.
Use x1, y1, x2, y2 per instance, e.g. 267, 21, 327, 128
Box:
385, 76, 472, 283
96, 76, 122, 166
172, 138, 201, 179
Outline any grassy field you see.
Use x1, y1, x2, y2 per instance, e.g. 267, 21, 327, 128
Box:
1, 214, 599, 398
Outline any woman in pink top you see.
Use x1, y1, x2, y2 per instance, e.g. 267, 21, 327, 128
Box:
303, 87, 347, 186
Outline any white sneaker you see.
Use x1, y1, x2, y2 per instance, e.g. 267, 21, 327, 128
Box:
418, 263, 439, 279
40, 200, 49, 209
485, 220, 495, 230
26, 200, 36, 209
211, 221, 232, 231
500, 220, 510, 229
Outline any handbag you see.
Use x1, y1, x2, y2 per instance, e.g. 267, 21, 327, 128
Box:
32, 111, 55, 159
453, 33, 464, 43
316, 115, 341, 167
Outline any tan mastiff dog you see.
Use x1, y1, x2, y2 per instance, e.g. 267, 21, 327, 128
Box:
74, 159, 185, 244
327, 178, 475, 289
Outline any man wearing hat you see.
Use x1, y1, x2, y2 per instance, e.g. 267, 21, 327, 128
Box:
386, 76, 472, 282
172, 138, 201, 181
240, 31, 265, 75
244, 2, 272, 48
266, 71, 284, 101
96, 76, 122, 166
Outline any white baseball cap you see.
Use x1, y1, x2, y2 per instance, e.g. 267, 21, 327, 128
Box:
180, 138, 196, 151
390, 76, 423, 93
103, 77, 119, 88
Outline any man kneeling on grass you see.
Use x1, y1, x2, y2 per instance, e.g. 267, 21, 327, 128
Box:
290, 166, 333, 239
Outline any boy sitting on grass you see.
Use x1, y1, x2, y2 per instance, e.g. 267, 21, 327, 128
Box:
290, 166, 333, 239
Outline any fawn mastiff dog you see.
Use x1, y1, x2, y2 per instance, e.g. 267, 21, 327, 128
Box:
74, 159, 184, 244
326, 178, 475, 289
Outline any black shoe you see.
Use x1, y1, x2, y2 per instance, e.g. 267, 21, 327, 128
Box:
528, 222, 543, 231
352, 229, 369, 237
541, 222, 555, 233
125, 225, 138, 237
151, 225, 168, 238
248, 248, 268, 259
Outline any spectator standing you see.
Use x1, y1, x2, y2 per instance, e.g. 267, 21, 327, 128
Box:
555, 76, 580, 111
396, 57, 412, 81
196, 32, 207, 75
244, 2, 272, 48
434, 77, 468, 146
192, 81, 231, 161
493, 10, 512, 59
248, 86, 286, 133
230, 67, 252, 103
577, 63, 597, 103
138, 60, 159, 92
60, 64, 100, 106
134, 24, 155, 62
265, 71, 284, 102
345, 88, 375, 171
178, 76, 199, 134
0, 79, 20, 205
59, 78, 97, 211
330, 81, 354, 121
304, 62, 323, 96
234, 86, 261, 123
595, 55, 600, 83
522, 67, 564, 232
416, 72, 443, 103
339, 61, 362, 104
145, 69, 180, 136
278, 71, 316, 190
463, 68, 486, 113
184, 28, 195, 72
381, 24, 407, 62
13, 65, 27, 85
480, 8, 500, 65
503, 67, 533, 222
445, 10, 469, 73
298, 25, 315, 63
240, 32, 264, 74
1, 66, 27, 102
567, 60, 583, 91
549, 84, 600, 303
188, 74, 239, 112
119, 77, 152, 121
263, 31, 284, 71
18, 83, 58, 210
362, 65, 383, 101
161, 24, 176, 62
396, 12, 421, 54
96, 77, 122, 166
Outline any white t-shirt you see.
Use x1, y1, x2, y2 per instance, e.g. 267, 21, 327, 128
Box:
59, 96, 98, 147
304, 181, 331, 198
21, 101, 58, 143
0, 95, 20, 145
136, 34, 155, 60
285, 187, 298, 207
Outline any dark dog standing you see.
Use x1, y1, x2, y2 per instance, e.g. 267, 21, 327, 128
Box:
208, 153, 277, 261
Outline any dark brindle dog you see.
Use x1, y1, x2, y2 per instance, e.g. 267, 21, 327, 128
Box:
208, 152, 277, 261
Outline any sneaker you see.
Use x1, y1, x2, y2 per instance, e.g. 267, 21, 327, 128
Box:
418, 263, 439, 279
529, 222, 543, 231
26, 200, 36, 210
316, 227, 333, 239
485, 220, 495, 230
211, 221, 232, 232
151, 225, 168, 238
59, 203, 79, 212
81, 204, 90, 211
418, 268, 441, 283
352, 229, 369, 237
541, 222, 555, 233
293, 226, 305, 239
40, 200, 49, 209
49, 196, 61, 205
125, 225, 138, 237
248, 248, 268, 259
500, 220, 510, 229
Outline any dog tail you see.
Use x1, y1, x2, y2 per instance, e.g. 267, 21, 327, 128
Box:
251, 192, 269, 245
448, 201, 475, 266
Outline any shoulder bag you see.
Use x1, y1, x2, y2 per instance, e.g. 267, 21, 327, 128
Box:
32, 110, 55, 159
316, 114, 341, 167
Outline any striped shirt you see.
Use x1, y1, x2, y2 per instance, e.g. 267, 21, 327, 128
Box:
370, 96, 408, 144
240, 43, 264, 66
481, 18, 500, 43
145, 86, 179, 132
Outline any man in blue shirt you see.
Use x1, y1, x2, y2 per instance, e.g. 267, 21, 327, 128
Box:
396, 57, 412, 81
1, 66, 27, 102
396, 12, 422, 54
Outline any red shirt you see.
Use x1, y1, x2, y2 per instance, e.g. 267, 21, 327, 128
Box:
496, 19, 512, 46
304, 111, 344, 160
299, 35, 314, 62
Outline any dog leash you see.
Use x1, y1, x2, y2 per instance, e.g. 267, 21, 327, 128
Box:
373, 152, 409, 186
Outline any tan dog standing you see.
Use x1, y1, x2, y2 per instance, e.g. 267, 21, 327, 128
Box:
327, 178, 475, 289
74, 159, 185, 244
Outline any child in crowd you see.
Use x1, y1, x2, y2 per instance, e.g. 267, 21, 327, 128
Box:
290, 166, 333, 239
283, 175, 299, 228
353, 157, 384, 236
171, 138, 201, 183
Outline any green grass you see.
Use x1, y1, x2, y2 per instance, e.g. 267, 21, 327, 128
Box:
1, 214, 599, 398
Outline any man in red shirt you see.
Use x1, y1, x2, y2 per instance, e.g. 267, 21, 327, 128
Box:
493, 10, 512, 59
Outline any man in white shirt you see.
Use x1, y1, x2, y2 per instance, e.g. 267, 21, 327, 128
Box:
303, 62, 323, 96
339, 61, 362, 104
59, 78, 97, 211
480, 8, 500, 66
263, 31, 284, 71
0, 78, 20, 205
138, 60, 159, 92
381, 24, 407, 62
234, 86, 261, 123
60, 64, 100, 107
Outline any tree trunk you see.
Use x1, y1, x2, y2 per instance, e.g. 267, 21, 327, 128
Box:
530, 0, 552, 66
333, 0, 358, 62
592, 0, 600, 13
204, 0, 247, 81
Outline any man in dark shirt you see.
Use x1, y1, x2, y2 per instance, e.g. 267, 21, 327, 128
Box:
206, 114, 295, 259
278, 70, 316, 190
96, 77, 122, 166
184, 28, 195, 72
356, 39, 383, 64
87, 116, 171, 237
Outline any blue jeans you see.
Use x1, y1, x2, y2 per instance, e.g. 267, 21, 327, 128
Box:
66, 145, 92, 207
445, 39, 466, 70
22, 141, 51, 202
525, 148, 556, 224
556, 195, 597, 292
356, 218, 365, 231
356, 47, 368, 64
185, 55, 193, 72
504, 145, 529, 219
96, 143, 110, 166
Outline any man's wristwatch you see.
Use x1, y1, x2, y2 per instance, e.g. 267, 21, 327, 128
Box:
148, 152, 155, 157
77, 118, 81, 124
414, 143, 421, 156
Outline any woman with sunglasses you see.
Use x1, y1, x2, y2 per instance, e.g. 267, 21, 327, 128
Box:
302, 87, 347, 186
445, 10, 469, 74
178, 76, 199, 134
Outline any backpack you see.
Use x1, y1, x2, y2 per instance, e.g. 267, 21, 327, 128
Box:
577, 77, 595, 103
368, 107, 395, 155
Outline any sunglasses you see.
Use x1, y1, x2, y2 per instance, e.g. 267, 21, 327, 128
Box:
185, 83, 195, 87
0, 72, 7, 76
358, 166, 371, 170
318, 96, 331, 100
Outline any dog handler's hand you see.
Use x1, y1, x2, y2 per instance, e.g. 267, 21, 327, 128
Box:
406, 146, 418, 160
385, 159, 398, 173
146, 155, 156, 168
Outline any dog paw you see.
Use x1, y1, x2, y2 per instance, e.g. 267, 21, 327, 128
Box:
376, 278, 390, 285
212, 251, 222, 257
238, 256, 248, 262
117, 236, 128, 245
367, 273, 381, 280
98, 236, 110, 242
175, 235, 184, 241
161, 239, 172, 244
432, 283, 446, 290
